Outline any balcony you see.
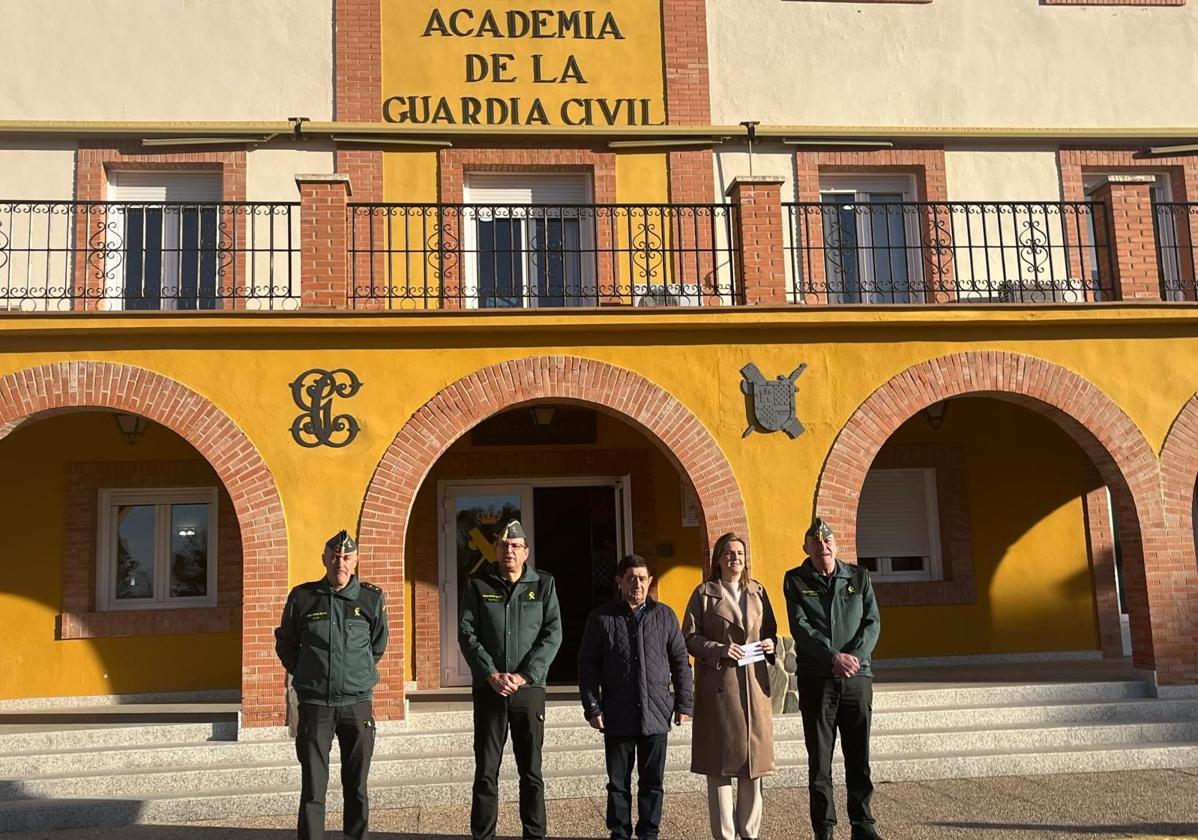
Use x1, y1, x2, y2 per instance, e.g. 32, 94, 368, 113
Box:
0, 200, 299, 311
0, 178, 1192, 312
347, 203, 739, 309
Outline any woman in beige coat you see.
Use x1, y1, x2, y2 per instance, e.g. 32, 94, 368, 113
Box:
683, 532, 778, 840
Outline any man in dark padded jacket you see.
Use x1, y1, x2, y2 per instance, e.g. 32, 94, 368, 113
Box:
578, 553, 694, 840
275, 530, 388, 840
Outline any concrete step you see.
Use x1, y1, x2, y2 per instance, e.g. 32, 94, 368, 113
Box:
5, 741, 1198, 833
3, 694, 1194, 780
400, 679, 1152, 730
3, 679, 1197, 833
4, 715, 1198, 803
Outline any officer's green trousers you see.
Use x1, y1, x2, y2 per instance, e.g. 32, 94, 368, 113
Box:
798, 675, 876, 836
296, 700, 375, 840
470, 684, 547, 840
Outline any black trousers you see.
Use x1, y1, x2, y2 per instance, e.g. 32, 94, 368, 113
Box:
797, 675, 876, 835
471, 684, 547, 840
296, 700, 376, 840
603, 732, 668, 840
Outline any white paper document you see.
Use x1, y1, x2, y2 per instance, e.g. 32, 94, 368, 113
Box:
737, 641, 766, 667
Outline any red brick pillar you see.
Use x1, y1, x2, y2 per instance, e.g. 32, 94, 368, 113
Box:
1091, 175, 1162, 301
296, 174, 352, 310
726, 176, 788, 306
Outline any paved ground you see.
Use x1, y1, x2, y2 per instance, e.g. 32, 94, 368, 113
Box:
3, 769, 1196, 839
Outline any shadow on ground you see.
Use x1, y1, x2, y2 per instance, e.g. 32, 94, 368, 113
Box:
934, 821, 1198, 837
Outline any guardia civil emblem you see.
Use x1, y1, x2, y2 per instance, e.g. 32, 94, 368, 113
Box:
740, 362, 807, 439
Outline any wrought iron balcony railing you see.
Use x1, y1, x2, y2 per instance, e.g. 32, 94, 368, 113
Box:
784, 201, 1114, 304
1154, 202, 1198, 303
0, 200, 299, 311
347, 203, 739, 309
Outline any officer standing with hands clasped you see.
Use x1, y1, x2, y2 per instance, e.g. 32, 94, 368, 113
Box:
459, 519, 563, 840
275, 530, 389, 840
783, 518, 883, 840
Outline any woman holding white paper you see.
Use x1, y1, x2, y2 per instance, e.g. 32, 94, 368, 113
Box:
682, 532, 778, 840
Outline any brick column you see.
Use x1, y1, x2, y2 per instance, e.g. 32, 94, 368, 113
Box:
726, 176, 787, 306
1091, 175, 1163, 301
296, 174, 352, 310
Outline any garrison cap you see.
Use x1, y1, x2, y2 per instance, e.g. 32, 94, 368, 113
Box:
324, 530, 358, 554
495, 519, 527, 544
804, 518, 834, 541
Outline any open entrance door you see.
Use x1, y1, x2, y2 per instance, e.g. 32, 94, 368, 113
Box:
439, 476, 631, 687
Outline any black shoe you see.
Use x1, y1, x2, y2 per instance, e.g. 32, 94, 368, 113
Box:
815, 830, 834, 840
851, 828, 884, 840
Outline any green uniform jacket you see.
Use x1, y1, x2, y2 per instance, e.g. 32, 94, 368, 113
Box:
782, 559, 881, 678
458, 563, 563, 687
274, 575, 389, 706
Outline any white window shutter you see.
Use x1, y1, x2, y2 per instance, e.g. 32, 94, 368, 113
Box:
856, 468, 934, 558
464, 173, 591, 205
108, 171, 223, 202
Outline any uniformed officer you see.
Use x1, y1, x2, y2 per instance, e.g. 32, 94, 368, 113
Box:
458, 519, 563, 840
782, 518, 883, 840
275, 530, 388, 840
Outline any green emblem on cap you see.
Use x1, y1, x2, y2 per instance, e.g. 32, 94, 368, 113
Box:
325, 529, 358, 554
805, 518, 834, 541
496, 519, 527, 544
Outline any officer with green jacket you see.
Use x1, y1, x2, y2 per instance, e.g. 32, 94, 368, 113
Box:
783, 518, 883, 840
459, 519, 562, 840
275, 530, 388, 840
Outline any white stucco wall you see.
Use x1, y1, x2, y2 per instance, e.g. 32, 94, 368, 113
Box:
0, 144, 77, 200
2, 0, 333, 121
943, 150, 1063, 202
708, 0, 1198, 128
245, 146, 336, 202
714, 144, 798, 201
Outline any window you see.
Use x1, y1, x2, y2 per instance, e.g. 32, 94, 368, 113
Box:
1081, 173, 1176, 302
463, 173, 597, 308
819, 175, 921, 304
97, 487, 218, 610
856, 467, 942, 581
105, 171, 223, 311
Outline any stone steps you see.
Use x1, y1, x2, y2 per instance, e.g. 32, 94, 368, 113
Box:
1, 679, 1195, 832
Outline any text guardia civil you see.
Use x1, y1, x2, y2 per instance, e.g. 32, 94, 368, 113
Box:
384, 8, 660, 127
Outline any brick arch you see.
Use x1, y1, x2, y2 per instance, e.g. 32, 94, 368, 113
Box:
358, 355, 749, 718
1161, 393, 1198, 566
815, 351, 1195, 687
0, 362, 288, 726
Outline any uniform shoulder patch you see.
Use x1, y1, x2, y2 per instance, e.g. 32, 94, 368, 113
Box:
360, 582, 383, 593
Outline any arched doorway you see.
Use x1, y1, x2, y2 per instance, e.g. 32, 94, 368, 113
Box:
814, 351, 1194, 687
358, 355, 749, 717
0, 362, 288, 726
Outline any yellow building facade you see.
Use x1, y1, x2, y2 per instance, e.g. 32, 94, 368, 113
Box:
1, 0, 1196, 729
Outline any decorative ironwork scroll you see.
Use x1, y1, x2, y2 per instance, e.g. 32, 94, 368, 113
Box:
289, 368, 363, 448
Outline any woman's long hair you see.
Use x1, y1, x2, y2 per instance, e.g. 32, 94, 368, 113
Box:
706, 532, 750, 582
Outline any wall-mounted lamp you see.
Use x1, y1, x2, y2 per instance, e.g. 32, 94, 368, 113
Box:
924, 401, 948, 430
113, 412, 148, 445
529, 406, 556, 427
